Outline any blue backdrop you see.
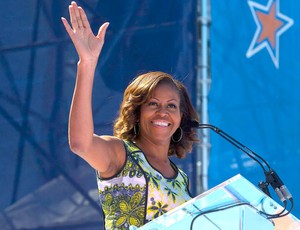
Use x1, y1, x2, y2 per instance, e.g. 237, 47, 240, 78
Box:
209, 0, 300, 218
0, 0, 197, 228
2, 0, 298, 228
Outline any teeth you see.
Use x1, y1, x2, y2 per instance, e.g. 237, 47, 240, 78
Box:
153, 121, 169, 127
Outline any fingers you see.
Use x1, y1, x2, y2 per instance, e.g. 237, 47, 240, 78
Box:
97, 22, 110, 40
68, 1, 89, 31
61, 17, 74, 38
61, 1, 109, 45
69, 2, 80, 30
73, 2, 84, 29
78, 7, 91, 30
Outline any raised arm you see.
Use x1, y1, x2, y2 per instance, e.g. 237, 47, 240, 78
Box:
62, 2, 124, 177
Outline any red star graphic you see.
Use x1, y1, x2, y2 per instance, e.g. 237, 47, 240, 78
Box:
247, 0, 294, 68
256, 2, 283, 49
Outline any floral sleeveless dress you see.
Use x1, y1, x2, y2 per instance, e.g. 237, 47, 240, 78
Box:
97, 140, 192, 230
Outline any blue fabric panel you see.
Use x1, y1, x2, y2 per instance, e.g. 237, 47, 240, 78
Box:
210, 0, 299, 218
0, 0, 198, 214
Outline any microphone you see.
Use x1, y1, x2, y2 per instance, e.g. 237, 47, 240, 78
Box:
189, 120, 293, 205
264, 170, 292, 202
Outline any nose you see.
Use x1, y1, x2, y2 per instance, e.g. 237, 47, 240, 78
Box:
156, 106, 168, 116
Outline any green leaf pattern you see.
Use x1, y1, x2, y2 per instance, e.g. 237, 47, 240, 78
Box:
97, 140, 192, 229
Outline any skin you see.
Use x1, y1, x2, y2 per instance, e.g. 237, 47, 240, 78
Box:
62, 1, 180, 178
135, 82, 182, 177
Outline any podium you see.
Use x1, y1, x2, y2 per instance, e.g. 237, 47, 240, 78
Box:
130, 174, 300, 230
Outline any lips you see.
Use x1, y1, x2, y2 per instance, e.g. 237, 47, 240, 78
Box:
151, 120, 171, 127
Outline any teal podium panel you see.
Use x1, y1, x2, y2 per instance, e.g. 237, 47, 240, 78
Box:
130, 174, 300, 230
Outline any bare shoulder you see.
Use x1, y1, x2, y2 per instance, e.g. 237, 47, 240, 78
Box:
96, 135, 125, 153
83, 135, 126, 176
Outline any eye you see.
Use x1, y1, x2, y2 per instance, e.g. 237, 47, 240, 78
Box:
148, 101, 158, 107
167, 103, 178, 109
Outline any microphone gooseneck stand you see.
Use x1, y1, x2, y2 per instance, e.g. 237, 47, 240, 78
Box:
190, 120, 294, 219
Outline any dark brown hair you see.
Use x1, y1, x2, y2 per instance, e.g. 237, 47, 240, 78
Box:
114, 71, 199, 158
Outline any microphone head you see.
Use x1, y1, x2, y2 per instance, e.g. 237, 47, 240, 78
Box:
182, 120, 199, 130
187, 120, 200, 128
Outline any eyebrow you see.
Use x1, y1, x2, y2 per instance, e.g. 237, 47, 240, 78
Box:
150, 97, 179, 102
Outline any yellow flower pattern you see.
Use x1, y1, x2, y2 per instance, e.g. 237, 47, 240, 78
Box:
115, 192, 145, 228
97, 140, 192, 229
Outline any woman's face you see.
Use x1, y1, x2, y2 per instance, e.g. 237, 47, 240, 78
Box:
138, 81, 182, 143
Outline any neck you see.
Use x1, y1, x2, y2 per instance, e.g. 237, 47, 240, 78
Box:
134, 137, 170, 161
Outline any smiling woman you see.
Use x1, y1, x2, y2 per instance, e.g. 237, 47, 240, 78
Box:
114, 72, 199, 159
62, 1, 199, 229
138, 79, 182, 146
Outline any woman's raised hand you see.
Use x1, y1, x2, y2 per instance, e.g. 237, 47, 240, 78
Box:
61, 1, 109, 63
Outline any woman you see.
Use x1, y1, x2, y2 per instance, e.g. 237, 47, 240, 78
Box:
62, 2, 199, 229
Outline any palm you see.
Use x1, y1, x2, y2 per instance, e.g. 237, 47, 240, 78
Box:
72, 27, 102, 61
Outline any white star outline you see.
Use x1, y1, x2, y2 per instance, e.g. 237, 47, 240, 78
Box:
246, 0, 294, 68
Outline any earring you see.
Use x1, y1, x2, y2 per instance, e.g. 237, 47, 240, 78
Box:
133, 122, 140, 136
172, 127, 183, 143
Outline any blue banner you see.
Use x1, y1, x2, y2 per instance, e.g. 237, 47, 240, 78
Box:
210, 0, 299, 217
